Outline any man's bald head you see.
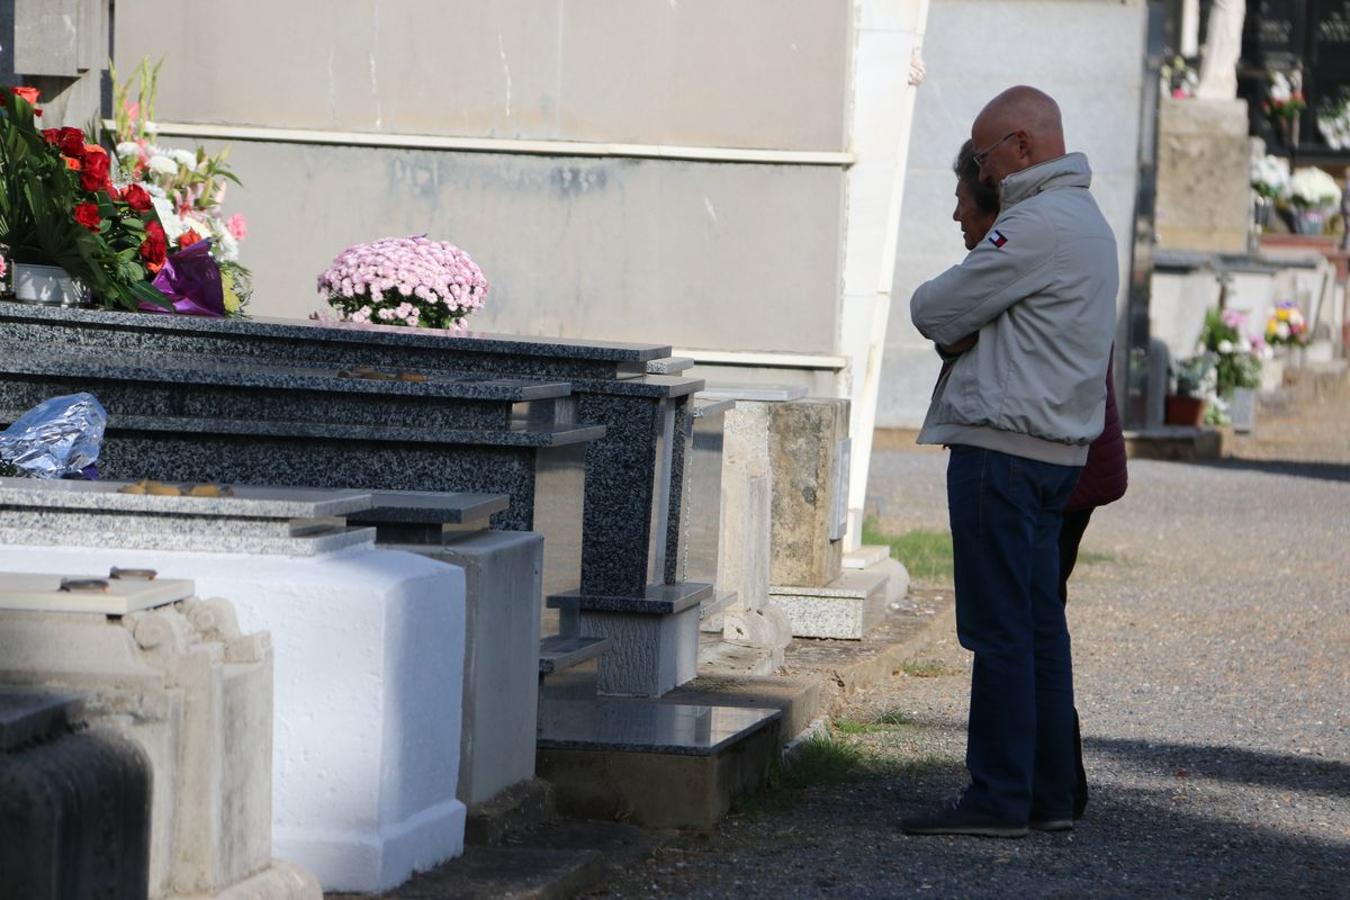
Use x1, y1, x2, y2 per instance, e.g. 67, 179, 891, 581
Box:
970, 86, 1067, 185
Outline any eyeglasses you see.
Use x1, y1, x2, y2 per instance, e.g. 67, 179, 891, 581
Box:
972, 131, 1018, 168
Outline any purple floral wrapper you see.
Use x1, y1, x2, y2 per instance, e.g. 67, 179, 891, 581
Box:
138, 238, 225, 317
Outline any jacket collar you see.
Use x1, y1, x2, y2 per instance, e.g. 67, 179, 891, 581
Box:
999, 152, 1093, 208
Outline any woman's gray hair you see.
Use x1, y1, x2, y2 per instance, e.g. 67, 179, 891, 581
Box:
954, 139, 1000, 216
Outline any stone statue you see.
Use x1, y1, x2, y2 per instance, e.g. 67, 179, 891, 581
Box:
1195, 0, 1246, 100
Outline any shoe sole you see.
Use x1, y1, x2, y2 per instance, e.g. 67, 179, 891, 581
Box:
901, 824, 1029, 838
1029, 819, 1074, 832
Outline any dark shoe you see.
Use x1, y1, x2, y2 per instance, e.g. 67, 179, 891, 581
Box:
900, 800, 1028, 838
1029, 816, 1074, 832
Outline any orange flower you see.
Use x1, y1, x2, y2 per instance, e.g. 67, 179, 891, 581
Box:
10, 86, 42, 116
64, 156, 82, 172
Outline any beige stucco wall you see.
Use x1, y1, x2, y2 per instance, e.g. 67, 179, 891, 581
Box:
116, 0, 852, 152
195, 139, 847, 350
112, 0, 854, 351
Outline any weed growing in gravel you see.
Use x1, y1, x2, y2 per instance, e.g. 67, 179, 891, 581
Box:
873, 708, 914, 726
861, 520, 954, 583
782, 731, 866, 789
901, 658, 962, 678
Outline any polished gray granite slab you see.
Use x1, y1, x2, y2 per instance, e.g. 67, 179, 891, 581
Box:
538, 634, 610, 675
0, 303, 671, 363
698, 383, 808, 402
0, 690, 83, 752
537, 698, 780, 756
570, 374, 705, 399
0, 344, 573, 402
692, 396, 736, 418
645, 357, 696, 375
352, 490, 509, 524
0, 478, 373, 518
82, 414, 608, 448
546, 581, 712, 615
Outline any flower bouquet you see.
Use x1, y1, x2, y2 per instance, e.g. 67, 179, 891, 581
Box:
108, 58, 252, 314
1265, 300, 1309, 347
1316, 96, 1350, 151
1287, 166, 1343, 235
0, 87, 171, 311
317, 235, 488, 331
1197, 308, 1265, 426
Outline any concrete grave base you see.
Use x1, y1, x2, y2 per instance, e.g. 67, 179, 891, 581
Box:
0, 544, 467, 894
770, 568, 890, 640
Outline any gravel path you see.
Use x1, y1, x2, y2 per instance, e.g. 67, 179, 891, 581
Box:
591, 400, 1349, 897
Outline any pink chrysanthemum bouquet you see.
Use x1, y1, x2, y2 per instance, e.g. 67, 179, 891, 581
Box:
317, 235, 489, 332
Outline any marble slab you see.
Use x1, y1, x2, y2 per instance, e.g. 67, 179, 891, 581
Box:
0, 571, 194, 614
645, 357, 696, 375
0, 477, 372, 519
0, 479, 379, 556
537, 698, 779, 756
0, 304, 670, 375
354, 491, 510, 524
547, 581, 712, 615
698, 384, 808, 402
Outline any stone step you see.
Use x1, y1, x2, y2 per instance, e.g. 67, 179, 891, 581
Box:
645, 356, 696, 375
538, 635, 610, 677
535, 696, 781, 829
769, 567, 891, 640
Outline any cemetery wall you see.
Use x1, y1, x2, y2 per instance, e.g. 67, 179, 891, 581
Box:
112, 0, 854, 353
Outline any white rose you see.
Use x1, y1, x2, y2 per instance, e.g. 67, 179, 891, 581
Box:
147, 155, 178, 176
169, 148, 197, 168
115, 141, 141, 159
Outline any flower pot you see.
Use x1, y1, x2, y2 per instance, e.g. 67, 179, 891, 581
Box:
1228, 387, 1257, 434
1164, 395, 1206, 426
9, 263, 91, 308
1291, 209, 1326, 236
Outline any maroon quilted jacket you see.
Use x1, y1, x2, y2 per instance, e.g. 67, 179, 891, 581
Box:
1065, 354, 1127, 511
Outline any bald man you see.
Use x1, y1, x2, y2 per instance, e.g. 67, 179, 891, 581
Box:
903, 86, 1118, 838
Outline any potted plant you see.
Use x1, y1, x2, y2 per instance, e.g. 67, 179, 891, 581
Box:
1198, 308, 1264, 430
1250, 153, 1290, 234
1166, 354, 1213, 426
317, 235, 489, 332
1287, 166, 1342, 235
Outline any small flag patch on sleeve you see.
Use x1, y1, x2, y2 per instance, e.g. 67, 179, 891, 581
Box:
987, 230, 1008, 248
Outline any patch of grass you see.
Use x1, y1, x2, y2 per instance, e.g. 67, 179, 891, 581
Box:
832, 709, 915, 734
1075, 548, 1118, 566
781, 732, 866, 789
900, 657, 962, 678
862, 519, 953, 583
872, 708, 915, 726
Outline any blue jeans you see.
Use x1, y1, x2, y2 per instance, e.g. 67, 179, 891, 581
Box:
947, 445, 1082, 822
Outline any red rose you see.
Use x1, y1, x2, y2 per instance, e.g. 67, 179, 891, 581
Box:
78, 145, 111, 193
73, 202, 102, 232
58, 128, 85, 158
178, 228, 203, 248
122, 184, 153, 212
140, 221, 168, 272
41, 128, 61, 147
10, 86, 41, 116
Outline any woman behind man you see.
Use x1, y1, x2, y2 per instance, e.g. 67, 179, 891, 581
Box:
939, 140, 1128, 821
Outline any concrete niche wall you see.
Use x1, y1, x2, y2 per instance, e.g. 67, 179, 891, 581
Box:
113, 0, 854, 352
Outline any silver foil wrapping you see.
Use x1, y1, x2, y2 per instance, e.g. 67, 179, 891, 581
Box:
0, 392, 108, 478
